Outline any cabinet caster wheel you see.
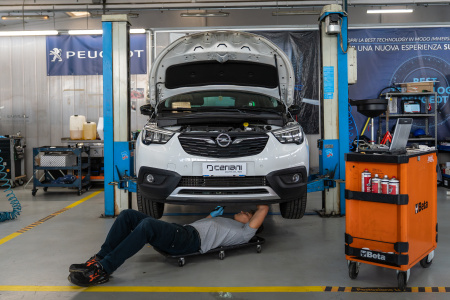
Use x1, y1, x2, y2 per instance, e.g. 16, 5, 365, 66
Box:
32, 191, 37, 196
256, 245, 262, 253
348, 261, 359, 279
397, 272, 407, 291
77, 190, 82, 196
18, 179, 24, 186
219, 251, 225, 260
43, 187, 48, 192
178, 258, 185, 267
420, 252, 434, 268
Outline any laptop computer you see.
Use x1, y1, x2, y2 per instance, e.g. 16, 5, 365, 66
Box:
359, 118, 413, 155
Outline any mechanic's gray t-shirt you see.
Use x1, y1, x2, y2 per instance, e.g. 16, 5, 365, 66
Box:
189, 217, 257, 253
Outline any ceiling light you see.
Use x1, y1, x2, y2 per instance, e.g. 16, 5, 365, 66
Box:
68, 30, 103, 35
272, 10, 320, 16
68, 29, 145, 35
0, 30, 58, 36
66, 12, 91, 18
180, 12, 229, 17
1, 15, 49, 20
130, 29, 146, 34
367, 9, 413, 14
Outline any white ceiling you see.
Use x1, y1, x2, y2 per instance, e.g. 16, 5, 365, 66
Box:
0, 1, 449, 29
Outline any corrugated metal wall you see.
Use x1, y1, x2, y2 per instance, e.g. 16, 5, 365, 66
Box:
0, 36, 148, 181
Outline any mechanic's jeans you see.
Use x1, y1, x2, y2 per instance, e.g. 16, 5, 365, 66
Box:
97, 209, 200, 274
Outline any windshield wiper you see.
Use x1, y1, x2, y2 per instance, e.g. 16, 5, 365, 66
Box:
237, 107, 282, 114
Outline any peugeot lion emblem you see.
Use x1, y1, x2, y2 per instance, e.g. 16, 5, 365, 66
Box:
216, 133, 232, 148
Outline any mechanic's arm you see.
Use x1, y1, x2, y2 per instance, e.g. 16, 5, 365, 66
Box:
249, 205, 269, 229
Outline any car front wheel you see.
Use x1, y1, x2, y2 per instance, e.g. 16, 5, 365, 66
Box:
279, 192, 307, 219
137, 185, 165, 219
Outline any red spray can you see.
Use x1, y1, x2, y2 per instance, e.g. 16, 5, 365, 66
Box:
362, 169, 372, 193
388, 176, 400, 195
381, 175, 389, 194
371, 174, 381, 193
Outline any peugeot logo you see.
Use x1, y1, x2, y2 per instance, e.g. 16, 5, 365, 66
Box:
216, 133, 232, 147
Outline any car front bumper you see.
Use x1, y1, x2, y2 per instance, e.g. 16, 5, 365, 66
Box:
137, 166, 307, 205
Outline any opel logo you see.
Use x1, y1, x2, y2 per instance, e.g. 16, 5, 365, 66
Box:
216, 133, 232, 147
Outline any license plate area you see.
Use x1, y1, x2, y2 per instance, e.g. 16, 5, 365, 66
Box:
202, 162, 246, 177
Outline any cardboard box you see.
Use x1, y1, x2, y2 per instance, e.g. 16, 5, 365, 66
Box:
400, 82, 434, 93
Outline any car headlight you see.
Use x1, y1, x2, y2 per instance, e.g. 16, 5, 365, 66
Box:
272, 125, 304, 144
142, 126, 174, 145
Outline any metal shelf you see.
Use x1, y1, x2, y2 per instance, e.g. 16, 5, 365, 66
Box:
382, 92, 438, 147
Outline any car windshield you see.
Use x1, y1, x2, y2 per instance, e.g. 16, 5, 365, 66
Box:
160, 91, 283, 112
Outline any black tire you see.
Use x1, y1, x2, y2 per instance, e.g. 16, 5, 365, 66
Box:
348, 262, 359, 279
137, 185, 164, 219
279, 192, 307, 219
420, 255, 433, 268
397, 272, 407, 291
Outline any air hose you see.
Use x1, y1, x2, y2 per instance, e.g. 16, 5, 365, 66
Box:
0, 150, 22, 222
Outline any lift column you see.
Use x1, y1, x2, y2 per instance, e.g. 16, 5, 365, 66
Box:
102, 15, 132, 216
319, 4, 350, 215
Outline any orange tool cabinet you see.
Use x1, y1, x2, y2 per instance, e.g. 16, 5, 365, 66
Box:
344, 151, 437, 290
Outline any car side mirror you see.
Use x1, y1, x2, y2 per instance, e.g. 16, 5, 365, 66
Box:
288, 104, 301, 116
140, 104, 153, 116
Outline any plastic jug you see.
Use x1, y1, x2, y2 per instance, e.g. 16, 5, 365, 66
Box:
97, 117, 104, 140
83, 122, 97, 140
70, 115, 86, 140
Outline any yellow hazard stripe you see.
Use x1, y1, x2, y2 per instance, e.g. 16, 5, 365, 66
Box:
0, 190, 103, 246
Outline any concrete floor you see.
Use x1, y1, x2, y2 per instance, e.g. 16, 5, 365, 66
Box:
0, 185, 449, 300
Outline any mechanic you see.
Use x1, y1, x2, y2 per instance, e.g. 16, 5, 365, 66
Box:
68, 204, 269, 287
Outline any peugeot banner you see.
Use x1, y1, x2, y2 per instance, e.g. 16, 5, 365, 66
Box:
348, 27, 450, 141
46, 34, 147, 76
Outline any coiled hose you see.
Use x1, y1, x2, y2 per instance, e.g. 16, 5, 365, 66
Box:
0, 150, 22, 222
348, 102, 359, 151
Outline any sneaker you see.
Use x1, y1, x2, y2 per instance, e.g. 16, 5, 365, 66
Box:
69, 255, 101, 273
68, 262, 109, 287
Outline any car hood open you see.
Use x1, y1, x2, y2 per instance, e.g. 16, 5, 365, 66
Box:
149, 31, 296, 108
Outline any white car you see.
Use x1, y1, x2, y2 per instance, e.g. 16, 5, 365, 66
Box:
136, 31, 309, 219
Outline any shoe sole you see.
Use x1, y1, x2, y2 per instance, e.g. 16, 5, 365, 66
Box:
69, 267, 88, 273
68, 274, 109, 287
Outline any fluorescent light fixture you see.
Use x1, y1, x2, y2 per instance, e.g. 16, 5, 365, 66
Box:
1, 15, 49, 20
367, 9, 413, 14
0, 30, 58, 36
66, 12, 91, 18
180, 12, 229, 17
68, 29, 145, 35
130, 28, 146, 34
272, 10, 319, 16
68, 30, 103, 35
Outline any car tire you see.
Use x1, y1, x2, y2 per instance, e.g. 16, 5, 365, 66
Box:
279, 192, 307, 219
137, 185, 165, 219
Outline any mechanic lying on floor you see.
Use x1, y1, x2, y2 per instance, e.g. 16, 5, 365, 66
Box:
68, 204, 269, 287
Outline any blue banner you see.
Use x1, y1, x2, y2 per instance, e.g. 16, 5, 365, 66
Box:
348, 27, 450, 141
46, 34, 147, 76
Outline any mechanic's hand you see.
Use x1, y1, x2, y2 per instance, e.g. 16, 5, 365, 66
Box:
210, 206, 224, 218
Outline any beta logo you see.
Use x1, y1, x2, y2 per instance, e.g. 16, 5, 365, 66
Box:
360, 250, 386, 261
415, 201, 429, 214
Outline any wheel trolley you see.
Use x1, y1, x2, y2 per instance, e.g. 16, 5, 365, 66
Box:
345, 151, 437, 291
154, 236, 265, 267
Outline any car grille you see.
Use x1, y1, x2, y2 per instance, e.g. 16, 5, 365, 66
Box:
178, 189, 269, 195
178, 132, 269, 158
178, 176, 268, 187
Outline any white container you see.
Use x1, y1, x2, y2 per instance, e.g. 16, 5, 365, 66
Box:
70, 115, 86, 140
97, 117, 104, 140
83, 122, 97, 140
